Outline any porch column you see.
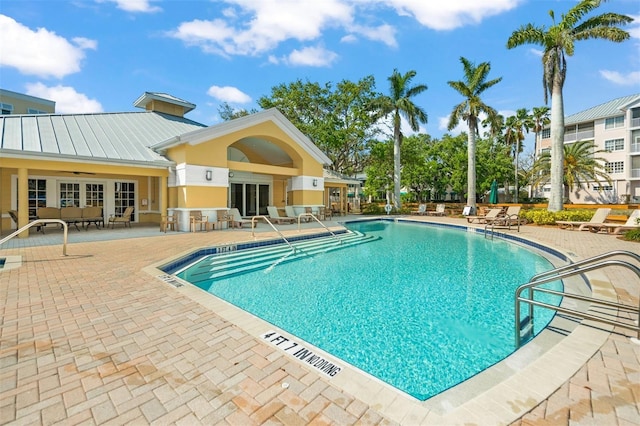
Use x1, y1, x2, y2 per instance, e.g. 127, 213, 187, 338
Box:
159, 176, 167, 218
17, 168, 28, 238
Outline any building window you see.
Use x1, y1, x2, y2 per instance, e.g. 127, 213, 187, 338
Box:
27, 179, 47, 218
605, 161, 624, 174
604, 115, 624, 129
604, 138, 624, 151
540, 148, 550, 155
114, 182, 135, 217
592, 185, 613, 191
27, 108, 48, 114
85, 183, 104, 207
1, 102, 13, 115
59, 183, 80, 207
541, 128, 550, 139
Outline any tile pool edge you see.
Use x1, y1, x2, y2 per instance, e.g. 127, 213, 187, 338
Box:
143, 220, 615, 425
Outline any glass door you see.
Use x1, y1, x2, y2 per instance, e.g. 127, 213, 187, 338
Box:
230, 183, 270, 216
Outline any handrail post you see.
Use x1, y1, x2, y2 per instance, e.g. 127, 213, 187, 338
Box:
0, 219, 68, 256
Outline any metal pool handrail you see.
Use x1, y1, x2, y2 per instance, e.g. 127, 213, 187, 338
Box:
0, 219, 69, 256
250, 215, 295, 252
297, 212, 342, 244
514, 250, 640, 347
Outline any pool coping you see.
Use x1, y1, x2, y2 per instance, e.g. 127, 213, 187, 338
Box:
142, 218, 615, 425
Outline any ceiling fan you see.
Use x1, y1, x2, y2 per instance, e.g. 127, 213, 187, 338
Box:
60, 171, 96, 175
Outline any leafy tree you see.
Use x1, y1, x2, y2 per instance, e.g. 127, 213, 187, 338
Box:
530, 140, 612, 201
258, 77, 380, 176
504, 108, 533, 202
217, 102, 256, 120
399, 134, 434, 201
507, 0, 632, 211
369, 69, 428, 209
363, 140, 393, 202
447, 57, 502, 209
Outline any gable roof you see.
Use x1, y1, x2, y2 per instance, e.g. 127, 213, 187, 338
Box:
0, 111, 206, 167
152, 108, 332, 166
133, 92, 196, 114
565, 93, 640, 125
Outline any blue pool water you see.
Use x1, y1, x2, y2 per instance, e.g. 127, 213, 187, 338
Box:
177, 220, 562, 400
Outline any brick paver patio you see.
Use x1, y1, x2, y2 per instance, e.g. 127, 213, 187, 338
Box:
0, 217, 638, 425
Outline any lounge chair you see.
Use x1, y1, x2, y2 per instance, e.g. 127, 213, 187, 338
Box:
426, 204, 446, 216
411, 204, 427, 215
229, 208, 253, 228
485, 206, 525, 230
108, 206, 134, 229
556, 208, 611, 231
584, 209, 640, 234
266, 206, 296, 224
467, 208, 502, 224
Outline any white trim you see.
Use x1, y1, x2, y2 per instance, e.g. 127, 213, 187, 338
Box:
290, 176, 324, 191
174, 163, 229, 187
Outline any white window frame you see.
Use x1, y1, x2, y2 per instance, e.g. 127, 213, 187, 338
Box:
604, 115, 624, 129
604, 138, 624, 151
605, 161, 624, 174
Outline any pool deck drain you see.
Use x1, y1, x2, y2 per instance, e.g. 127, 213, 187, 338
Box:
1, 217, 638, 425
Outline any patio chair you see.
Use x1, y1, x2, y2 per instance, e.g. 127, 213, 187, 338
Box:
556, 208, 611, 231
108, 206, 134, 229
267, 206, 296, 224
160, 214, 176, 232
583, 209, 640, 235
411, 204, 427, 215
426, 204, 446, 216
466, 208, 502, 224
484, 205, 525, 230
189, 210, 209, 232
229, 208, 253, 228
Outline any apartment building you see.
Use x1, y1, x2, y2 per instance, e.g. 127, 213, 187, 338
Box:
0, 88, 55, 115
535, 93, 640, 204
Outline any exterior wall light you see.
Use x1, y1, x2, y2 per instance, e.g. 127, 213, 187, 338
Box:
229, 171, 234, 178
205, 170, 212, 181
313, 179, 318, 187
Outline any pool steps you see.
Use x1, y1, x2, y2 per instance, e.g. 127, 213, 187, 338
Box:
178, 231, 379, 284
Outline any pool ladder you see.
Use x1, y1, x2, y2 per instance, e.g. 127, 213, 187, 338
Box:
515, 250, 640, 347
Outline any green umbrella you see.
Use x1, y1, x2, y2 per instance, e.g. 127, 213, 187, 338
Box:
489, 180, 498, 204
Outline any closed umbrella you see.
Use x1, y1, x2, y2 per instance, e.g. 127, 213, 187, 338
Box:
489, 180, 498, 204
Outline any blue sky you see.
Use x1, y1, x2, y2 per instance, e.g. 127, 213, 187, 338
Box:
1, 0, 639, 153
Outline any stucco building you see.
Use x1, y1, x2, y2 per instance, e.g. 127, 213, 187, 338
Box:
0, 91, 355, 235
534, 93, 640, 204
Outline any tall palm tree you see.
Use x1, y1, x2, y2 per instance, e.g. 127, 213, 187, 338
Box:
531, 105, 551, 153
530, 140, 612, 201
447, 57, 502, 210
504, 108, 533, 203
370, 69, 428, 209
507, 0, 631, 211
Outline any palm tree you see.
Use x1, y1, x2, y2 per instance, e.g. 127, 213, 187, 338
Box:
504, 108, 533, 203
370, 69, 428, 209
530, 140, 612, 201
507, 0, 632, 211
447, 57, 502, 210
531, 106, 551, 152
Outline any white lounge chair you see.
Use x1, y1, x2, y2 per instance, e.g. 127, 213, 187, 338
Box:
229, 208, 253, 228
584, 209, 640, 234
556, 208, 611, 231
266, 206, 296, 224
426, 204, 446, 216
466, 208, 502, 224
411, 204, 427, 215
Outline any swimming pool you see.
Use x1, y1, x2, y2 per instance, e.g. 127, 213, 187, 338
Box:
174, 219, 562, 400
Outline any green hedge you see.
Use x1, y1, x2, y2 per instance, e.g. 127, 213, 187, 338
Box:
520, 209, 596, 226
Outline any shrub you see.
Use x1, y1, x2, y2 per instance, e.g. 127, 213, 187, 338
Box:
521, 209, 556, 225
362, 203, 384, 215
621, 228, 640, 242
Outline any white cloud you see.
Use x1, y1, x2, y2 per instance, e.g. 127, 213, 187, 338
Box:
350, 23, 397, 47
628, 14, 640, 39
377, 0, 522, 31
98, 0, 162, 13
25, 83, 103, 113
207, 85, 252, 103
529, 48, 543, 57
599, 70, 640, 86
286, 45, 338, 67
0, 14, 96, 79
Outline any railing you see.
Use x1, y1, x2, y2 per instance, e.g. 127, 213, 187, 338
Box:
631, 168, 640, 178
0, 219, 69, 256
250, 215, 295, 252
631, 117, 640, 128
297, 212, 342, 244
631, 142, 640, 153
514, 250, 640, 347
563, 129, 594, 142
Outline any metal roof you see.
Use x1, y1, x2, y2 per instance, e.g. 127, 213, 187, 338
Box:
133, 92, 196, 114
0, 111, 206, 167
565, 93, 640, 125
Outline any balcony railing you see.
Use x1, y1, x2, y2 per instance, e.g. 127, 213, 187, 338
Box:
631, 117, 640, 128
632, 142, 640, 153
631, 168, 640, 178
563, 129, 594, 142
